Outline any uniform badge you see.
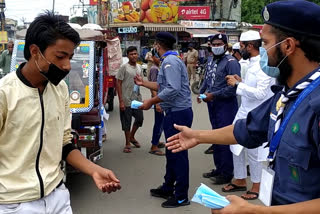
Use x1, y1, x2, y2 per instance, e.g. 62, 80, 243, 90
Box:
263, 7, 270, 21
289, 166, 300, 183
218, 34, 222, 39
291, 123, 300, 134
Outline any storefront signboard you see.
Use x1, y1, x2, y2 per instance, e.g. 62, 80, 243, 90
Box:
0, 31, 7, 44
111, 0, 140, 23
118, 27, 138, 34
209, 21, 238, 29
178, 6, 210, 20
140, 0, 179, 23
180, 20, 208, 28
180, 20, 238, 29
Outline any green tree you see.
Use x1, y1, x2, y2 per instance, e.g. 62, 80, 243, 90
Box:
242, 0, 320, 24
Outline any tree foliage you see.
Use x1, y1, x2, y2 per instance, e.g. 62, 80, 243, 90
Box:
241, 0, 320, 24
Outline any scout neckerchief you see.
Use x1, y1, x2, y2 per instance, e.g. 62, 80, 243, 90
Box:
206, 57, 222, 87
268, 70, 320, 162
160, 51, 181, 65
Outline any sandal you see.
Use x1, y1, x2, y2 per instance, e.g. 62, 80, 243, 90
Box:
241, 191, 259, 200
123, 146, 132, 153
130, 140, 141, 148
222, 183, 247, 192
149, 149, 165, 156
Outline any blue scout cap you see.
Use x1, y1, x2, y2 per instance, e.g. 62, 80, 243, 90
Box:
210, 33, 228, 44
262, 0, 320, 38
156, 32, 176, 44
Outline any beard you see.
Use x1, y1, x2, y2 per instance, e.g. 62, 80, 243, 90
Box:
240, 49, 251, 60
275, 46, 293, 86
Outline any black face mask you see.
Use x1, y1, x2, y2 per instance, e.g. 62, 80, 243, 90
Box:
36, 52, 70, 86
240, 48, 251, 60
275, 46, 293, 86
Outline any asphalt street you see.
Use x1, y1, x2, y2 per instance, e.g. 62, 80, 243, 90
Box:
68, 86, 262, 214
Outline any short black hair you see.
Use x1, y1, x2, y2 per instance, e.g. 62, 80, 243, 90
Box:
242, 40, 262, 51
156, 39, 174, 51
126, 46, 137, 55
24, 11, 80, 61
270, 26, 320, 63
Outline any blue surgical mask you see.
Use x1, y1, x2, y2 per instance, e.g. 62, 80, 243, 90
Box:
211, 46, 225, 56
259, 40, 287, 78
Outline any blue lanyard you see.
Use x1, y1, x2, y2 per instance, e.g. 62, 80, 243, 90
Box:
160, 51, 180, 63
268, 74, 320, 161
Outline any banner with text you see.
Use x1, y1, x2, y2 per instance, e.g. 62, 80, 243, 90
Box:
178, 6, 210, 20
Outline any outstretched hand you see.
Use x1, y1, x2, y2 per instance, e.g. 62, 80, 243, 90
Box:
139, 99, 154, 110
92, 167, 121, 194
134, 75, 144, 86
166, 124, 199, 153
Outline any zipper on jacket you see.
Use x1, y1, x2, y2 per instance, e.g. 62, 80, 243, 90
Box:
36, 90, 45, 198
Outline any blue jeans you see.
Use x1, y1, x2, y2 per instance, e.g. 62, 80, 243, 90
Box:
151, 109, 164, 145
162, 108, 193, 200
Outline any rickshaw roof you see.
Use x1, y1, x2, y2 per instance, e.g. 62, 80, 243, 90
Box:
15, 27, 104, 41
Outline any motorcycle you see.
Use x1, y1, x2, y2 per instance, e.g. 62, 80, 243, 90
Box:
191, 63, 206, 95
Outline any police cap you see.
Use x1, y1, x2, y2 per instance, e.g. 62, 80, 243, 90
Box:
210, 33, 228, 44
155, 32, 176, 45
262, 0, 320, 38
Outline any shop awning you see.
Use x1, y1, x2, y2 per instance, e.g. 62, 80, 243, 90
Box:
143, 23, 186, 32
107, 23, 143, 28
185, 29, 220, 38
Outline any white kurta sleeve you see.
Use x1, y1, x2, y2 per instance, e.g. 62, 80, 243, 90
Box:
236, 69, 275, 100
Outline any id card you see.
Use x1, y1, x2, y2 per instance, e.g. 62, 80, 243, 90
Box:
259, 166, 275, 206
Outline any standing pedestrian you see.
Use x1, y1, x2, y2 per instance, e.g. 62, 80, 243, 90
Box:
135, 32, 193, 208
199, 33, 240, 185
224, 30, 275, 200
0, 12, 120, 214
148, 54, 165, 156
186, 43, 198, 82
116, 46, 144, 153
0, 40, 14, 78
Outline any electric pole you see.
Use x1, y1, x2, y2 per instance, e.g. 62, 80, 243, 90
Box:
97, 0, 102, 25
0, 0, 5, 31
52, 0, 55, 13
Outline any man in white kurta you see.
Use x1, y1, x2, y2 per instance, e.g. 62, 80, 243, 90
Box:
224, 30, 275, 200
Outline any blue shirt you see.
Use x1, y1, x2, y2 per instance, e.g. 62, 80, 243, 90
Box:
157, 53, 192, 111
200, 54, 240, 99
233, 67, 320, 205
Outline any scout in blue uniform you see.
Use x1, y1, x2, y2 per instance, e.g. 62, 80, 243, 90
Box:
135, 32, 193, 208
166, 1, 320, 213
199, 33, 240, 184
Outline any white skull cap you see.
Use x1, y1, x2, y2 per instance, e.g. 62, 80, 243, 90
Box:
240, 30, 261, 42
